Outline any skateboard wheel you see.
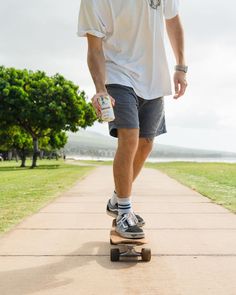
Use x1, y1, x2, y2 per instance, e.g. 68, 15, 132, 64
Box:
141, 248, 151, 262
110, 248, 120, 261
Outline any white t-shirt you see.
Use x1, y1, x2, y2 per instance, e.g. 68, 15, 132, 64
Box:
77, 0, 179, 100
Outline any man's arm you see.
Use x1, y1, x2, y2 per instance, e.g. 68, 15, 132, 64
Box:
87, 34, 107, 94
165, 15, 188, 99
87, 34, 115, 114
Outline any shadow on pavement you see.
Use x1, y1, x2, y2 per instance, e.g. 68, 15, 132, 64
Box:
0, 241, 139, 295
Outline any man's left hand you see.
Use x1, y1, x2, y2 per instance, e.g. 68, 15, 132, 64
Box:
173, 71, 188, 99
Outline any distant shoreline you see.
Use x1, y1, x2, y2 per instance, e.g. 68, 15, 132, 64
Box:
67, 155, 236, 163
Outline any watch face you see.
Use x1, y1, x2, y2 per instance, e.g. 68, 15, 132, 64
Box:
148, 0, 161, 9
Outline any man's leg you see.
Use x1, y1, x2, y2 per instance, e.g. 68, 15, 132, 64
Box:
110, 137, 153, 204
132, 95, 166, 182
107, 131, 147, 228
132, 138, 154, 182
113, 128, 139, 197
112, 128, 144, 238
105, 84, 145, 231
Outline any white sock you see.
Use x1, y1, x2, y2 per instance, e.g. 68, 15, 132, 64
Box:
117, 196, 132, 215
110, 190, 117, 206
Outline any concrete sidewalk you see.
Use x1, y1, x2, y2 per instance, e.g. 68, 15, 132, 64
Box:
0, 166, 236, 295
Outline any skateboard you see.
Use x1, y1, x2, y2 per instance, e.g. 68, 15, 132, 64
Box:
110, 219, 151, 262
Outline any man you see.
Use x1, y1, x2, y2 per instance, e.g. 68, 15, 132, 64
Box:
77, 0, 188, 239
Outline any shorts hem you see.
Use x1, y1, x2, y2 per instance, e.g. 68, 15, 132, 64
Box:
109, 125, 139, 138
139, 129, 167, 138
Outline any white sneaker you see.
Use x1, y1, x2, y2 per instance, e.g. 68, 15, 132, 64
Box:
116, 212, 145, 239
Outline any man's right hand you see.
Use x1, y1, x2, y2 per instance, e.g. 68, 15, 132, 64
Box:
91, 92, 115, 117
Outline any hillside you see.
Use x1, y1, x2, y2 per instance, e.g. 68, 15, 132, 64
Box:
64, 130, 236, 159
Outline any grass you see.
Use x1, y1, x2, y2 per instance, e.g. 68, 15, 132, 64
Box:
0, 159, 95, 234
146, 162, 236, 213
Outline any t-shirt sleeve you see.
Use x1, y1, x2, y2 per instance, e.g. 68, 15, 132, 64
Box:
163, 0, 180, 19
77, 0, 107, 38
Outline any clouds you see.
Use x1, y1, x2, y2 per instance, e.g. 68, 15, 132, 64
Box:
0, 0, 79, 57
0, 0, 88, 83
164, 1, 236, 144
0, 0, 235, 152
181, 0, 236, 45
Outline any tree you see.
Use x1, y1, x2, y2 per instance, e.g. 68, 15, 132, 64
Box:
0, 126, 69, 167
0, 125, 32, 167
40, 131, 68, 160
48, 131, 68, 150
0, 66, 96, 168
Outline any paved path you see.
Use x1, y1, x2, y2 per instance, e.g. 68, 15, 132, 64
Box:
0, 166, 236, 295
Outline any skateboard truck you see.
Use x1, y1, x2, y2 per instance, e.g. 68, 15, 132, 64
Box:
110, 245, 151, 262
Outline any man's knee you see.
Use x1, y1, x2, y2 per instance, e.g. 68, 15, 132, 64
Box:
138, 137, 154, 156
117, 128, 139, 151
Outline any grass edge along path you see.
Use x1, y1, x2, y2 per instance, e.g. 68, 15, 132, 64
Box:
0, 160, 95, 235
146, 162, 236, 214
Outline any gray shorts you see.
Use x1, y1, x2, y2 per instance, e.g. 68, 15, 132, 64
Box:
105, 84, 167, 138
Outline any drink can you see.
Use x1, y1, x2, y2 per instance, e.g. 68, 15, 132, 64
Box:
97, 95, 115, 122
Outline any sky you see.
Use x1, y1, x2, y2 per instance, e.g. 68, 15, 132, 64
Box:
0, 0, 235, 152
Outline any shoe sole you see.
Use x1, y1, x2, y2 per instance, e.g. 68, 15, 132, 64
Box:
106, 209, 117, 218
115, 228, 145, 239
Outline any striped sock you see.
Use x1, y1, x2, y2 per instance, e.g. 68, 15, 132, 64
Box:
117, 196, 132, 215
110, 190, 117, 206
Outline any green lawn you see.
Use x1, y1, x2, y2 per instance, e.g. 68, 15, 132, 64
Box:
146, 162, 236, 213
0, 159, 94, 234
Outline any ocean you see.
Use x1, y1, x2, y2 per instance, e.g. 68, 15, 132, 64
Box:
68, 155, 236, 163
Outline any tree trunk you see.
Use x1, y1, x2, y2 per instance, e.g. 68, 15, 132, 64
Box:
20, 149, 27, 167
8, 150, 12, 161
31, 137, 39, 168
39, 150, 44, 160
14, 149, 19, 162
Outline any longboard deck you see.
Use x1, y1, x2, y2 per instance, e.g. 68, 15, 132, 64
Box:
110, 219, 148, 245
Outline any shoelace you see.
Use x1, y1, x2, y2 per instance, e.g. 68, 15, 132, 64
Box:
117, 212, 137, 228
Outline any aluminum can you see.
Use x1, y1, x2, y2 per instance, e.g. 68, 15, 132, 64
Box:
97, 95, 115, 122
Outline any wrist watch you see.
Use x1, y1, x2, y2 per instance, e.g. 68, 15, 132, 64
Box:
175, 65, 188, 73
